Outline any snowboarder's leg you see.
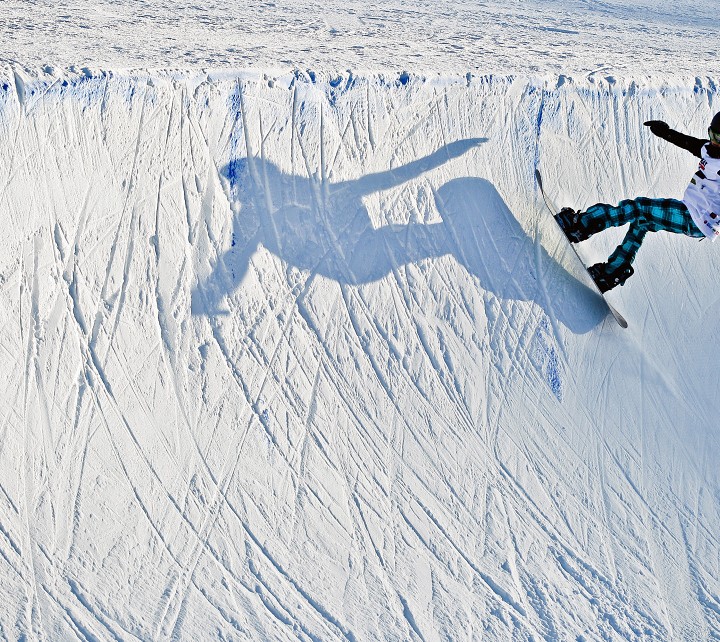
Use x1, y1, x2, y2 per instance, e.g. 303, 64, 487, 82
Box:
606, 219, 649, 271
588, 198, 701, 292
581, 199, 645, 234
556, 199, 643, 243
637, 197, 705, 238
585, 221, 644, 293
587, 222, 645, 292
583, 198, 656, 292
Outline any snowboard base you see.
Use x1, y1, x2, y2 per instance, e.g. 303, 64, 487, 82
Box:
536, 169, 628, 329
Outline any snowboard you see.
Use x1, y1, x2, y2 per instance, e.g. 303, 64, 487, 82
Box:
535, 169, 628, 328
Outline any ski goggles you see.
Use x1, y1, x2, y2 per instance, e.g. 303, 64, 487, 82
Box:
710, 127, 720, 145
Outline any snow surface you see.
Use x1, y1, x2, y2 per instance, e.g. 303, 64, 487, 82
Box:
1, 3, 720, 641
0, 63, 718, 641
0, 0, 717, 75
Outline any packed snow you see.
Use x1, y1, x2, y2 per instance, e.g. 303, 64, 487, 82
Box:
1, 3, 719, 641
0, 1, 717, 76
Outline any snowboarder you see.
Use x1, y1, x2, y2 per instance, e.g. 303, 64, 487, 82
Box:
555, 111, 720, 292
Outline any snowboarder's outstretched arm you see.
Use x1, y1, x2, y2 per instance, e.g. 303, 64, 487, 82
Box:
644, 120, 707, 158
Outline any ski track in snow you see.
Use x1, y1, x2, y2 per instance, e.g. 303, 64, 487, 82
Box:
0, 64, 718, 640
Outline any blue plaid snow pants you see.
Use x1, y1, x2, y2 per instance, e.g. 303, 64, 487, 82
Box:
580, 198, 704, 270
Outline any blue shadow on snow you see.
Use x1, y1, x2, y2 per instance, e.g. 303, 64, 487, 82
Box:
191, 138, 605, 334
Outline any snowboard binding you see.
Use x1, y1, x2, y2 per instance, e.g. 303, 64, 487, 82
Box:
554, 208, 594, 243
588, 262, 634, 293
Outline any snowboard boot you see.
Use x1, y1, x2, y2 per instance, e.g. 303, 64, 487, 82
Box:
554, 208, 594, 243
587, 262, 634, 293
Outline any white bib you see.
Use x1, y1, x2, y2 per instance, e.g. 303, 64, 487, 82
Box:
683, 144, 720, 239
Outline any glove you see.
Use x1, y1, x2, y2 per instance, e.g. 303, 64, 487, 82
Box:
644, 120, 669, 136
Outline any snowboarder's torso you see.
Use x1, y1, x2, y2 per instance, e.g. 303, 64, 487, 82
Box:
683, 144, 720, 239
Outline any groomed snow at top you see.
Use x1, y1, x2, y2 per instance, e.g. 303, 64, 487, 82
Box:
0, 0, 717, 76
1, 2, 719, 641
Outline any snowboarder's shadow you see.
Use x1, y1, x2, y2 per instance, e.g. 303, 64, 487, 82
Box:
192, 138, 605, 333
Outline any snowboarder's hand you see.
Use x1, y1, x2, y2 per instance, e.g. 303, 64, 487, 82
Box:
644, 120, 669, 136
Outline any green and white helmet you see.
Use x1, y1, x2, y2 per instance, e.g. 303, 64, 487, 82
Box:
710, 112, 720, 144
